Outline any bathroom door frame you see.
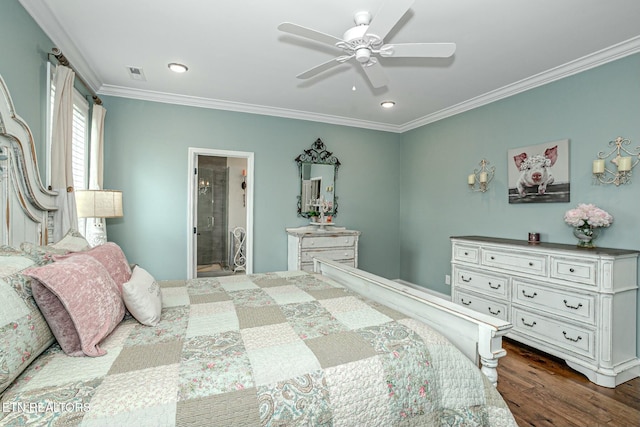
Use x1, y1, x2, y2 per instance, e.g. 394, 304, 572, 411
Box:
187, 147, 254, 279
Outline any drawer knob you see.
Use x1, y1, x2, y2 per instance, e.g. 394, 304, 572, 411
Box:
461, 275, 472, 283
461, 298, 472, 306
488, 282, 501, 289
490, 256, 495, 260
522, 290, 537, 298
528, 262, 534, 267
562, 331, 583, 342
521, 318, 537, 327
563, 300, 583, 310
488, 307, 501, 315
569, 268, 575, 273
464, 251, 469, 256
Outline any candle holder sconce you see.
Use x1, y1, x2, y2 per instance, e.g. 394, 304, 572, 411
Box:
592, 136, 640, 186
467, 159, 495, 193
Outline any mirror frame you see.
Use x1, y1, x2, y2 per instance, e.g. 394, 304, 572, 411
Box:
295, 138, 341, 218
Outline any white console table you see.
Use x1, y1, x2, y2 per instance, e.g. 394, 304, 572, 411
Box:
451, 235, 639, 387
287, 226, 360, 272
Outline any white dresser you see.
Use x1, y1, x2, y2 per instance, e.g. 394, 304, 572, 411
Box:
451, 235, 639, 387
287, 226, 360, 272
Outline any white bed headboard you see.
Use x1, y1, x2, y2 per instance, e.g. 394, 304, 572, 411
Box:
0, 74, 58, 247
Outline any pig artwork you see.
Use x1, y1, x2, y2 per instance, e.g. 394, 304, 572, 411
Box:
513, 145, 558, 197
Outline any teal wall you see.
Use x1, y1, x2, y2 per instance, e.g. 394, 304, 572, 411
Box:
0, 0, 55, 172
399, 53, 640, 350
101, 97, 401, 279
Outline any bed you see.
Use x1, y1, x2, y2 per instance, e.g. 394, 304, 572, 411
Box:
0, 73, 516, 426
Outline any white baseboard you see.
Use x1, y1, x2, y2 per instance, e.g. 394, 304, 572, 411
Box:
393, 279, 452, 301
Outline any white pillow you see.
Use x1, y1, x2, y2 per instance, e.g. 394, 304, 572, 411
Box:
50, 229, 91, 252
122, 266, 162, 326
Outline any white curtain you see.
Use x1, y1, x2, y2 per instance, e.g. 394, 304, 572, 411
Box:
84, 104, 107, 241
89, 104, 106, 190
50, 65, 78, 242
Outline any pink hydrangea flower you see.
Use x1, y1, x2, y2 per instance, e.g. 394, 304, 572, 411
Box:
564, 204, 613, 228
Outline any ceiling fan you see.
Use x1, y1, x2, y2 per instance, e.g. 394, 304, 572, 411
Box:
278, 0, 456, 88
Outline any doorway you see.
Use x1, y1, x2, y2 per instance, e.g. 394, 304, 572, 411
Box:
187, 148, 254, 279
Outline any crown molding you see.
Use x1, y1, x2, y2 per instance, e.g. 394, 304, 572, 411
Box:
97, 85, 402, 133
400, 36, 640, 133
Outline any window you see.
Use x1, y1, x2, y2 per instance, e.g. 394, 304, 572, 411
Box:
70, 91, 89, 191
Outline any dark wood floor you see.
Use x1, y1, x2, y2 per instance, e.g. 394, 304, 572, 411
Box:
497, 338, 640, 427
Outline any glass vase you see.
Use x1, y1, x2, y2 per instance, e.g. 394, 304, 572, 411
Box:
573, 226, 600, 248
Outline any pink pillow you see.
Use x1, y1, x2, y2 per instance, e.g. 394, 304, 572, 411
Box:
25, 254, 125, 357
54, 242, 132, 295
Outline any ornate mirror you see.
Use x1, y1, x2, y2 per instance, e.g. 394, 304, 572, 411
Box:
295, 138, 340, 218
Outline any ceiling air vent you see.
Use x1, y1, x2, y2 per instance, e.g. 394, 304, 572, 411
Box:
126, 66, 146, 81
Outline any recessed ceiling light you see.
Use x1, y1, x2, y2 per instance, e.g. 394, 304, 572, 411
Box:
380, 101, 395, 109
168, 63, 188, 73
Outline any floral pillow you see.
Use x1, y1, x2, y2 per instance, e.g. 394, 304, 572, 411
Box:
19, 229, 90, 266
24, 254, 124, 357
0, 251, 55, 393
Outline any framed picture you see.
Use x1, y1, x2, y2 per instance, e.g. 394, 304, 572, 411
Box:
508, 139, 570, 204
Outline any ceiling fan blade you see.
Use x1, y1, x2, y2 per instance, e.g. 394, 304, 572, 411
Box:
278, 22, 343, 47
361, 60, 389, 88
296, 55, 353, 80
366, 0, 415, 41
384, 42, 456, 58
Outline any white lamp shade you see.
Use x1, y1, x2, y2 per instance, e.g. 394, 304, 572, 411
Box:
76, 190, 123, 218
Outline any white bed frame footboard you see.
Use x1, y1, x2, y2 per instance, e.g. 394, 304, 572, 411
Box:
314, 258, 513, 386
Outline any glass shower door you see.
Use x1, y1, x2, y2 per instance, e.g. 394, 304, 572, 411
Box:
196, 157, 229, 276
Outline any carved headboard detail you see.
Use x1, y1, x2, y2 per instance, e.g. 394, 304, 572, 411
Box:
0, 74, 58, 247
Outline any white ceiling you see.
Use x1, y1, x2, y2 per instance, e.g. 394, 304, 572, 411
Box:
20, 0, 640, 133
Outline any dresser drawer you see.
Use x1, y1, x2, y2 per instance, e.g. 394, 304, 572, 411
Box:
454, 267, 508, 298
453, 244, 480, 264
455, 290, 508, 320
301, 235, 356, 249
482, 249, 547, 276
301, 248, 355, 263
513, 279, 595, 324
551, 257, 597, 286
513, 307, 595, 359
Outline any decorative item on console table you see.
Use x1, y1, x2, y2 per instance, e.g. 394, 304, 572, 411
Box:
450, 235, 639, 387
564, 203, 613, 249
286, 226, 360, 272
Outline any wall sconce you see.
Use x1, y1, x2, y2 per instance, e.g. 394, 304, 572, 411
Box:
592, 136, 639, 186
468, 159, 495, 193
198, 178, 210, 195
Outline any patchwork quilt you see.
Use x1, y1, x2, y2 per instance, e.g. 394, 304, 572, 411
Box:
1, 270, 516, 426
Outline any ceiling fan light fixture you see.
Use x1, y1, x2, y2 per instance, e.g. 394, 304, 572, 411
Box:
355, 48, 371, 63
168, 62, 189, 73
381, 101, 395, 109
